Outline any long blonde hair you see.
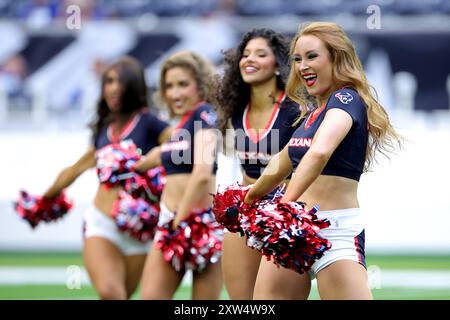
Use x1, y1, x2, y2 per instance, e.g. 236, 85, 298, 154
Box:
286, 21, 402, 171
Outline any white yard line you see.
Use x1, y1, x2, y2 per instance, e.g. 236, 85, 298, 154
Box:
1, 267, 450, 289
0, 266, 91, 285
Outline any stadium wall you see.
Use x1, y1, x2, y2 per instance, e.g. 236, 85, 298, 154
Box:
1, 111, 450, 254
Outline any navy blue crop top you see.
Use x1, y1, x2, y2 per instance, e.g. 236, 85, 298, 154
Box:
231, 93, 300, 179
161, 103, 218, 176
94, 110, 169, 154
288, 88, 368, 181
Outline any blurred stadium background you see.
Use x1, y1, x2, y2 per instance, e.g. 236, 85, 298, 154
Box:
0, 0, 449, 299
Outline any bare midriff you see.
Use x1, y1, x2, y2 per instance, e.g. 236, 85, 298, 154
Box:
297, 175, 359, 211
93, 185, 120, 217
161, 173, 216, 212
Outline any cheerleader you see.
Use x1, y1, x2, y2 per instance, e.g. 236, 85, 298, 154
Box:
43, 56, 171, 299
244, 22, 403, 299
214, 28, 304, 300
138, 51, 223, 300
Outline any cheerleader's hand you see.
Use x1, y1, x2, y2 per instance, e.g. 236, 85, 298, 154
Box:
132, 157, 146, 173
243, 184, 255, 205
172, 210, 189, 230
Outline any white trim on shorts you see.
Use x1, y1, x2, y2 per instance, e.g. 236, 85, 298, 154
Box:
83, 205, 152, 256
158, 202, 175, 227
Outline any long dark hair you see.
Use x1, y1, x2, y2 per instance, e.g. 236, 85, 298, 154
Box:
89, 56, 148, 142
215, 28, 291, 134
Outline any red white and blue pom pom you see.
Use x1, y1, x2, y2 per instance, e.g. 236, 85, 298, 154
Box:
155, 209, 224, 272
111, 191, 160, 243
241, 201, 331, 274
144, 166, 166, 200
212, 183, 332, 274
14, 190, 73, 228
184, 210, 223, 271
95, 140, 141, 189
96, 140, 166, 205
124, 166, 166, 204
212, 182, 250, 233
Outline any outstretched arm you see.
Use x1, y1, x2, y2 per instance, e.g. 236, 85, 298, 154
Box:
282, 108, 353, 202
134, 146, 162, 172
43, 147, 96, 198
244, 145, 293, 204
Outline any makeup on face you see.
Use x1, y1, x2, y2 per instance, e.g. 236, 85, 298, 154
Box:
164, 66, 202, 117
239, 37, 277, 85
293, 35, 334, 102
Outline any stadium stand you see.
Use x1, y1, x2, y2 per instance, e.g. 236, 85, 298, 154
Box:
0, 0, 449, 118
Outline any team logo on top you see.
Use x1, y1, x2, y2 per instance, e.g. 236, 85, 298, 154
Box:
236, 150, 272, 161
200, 110, 217, 126
289, 137, 312, 148
335, 92, 353, 104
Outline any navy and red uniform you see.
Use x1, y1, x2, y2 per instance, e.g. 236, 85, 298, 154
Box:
157, 102, 221, 271
161, 102, 218, 176
288, 87, 368, 181
287, 87, 368, 277
84, 109, 169, 255
231, 92, 300, 180
95, 110, 169, 154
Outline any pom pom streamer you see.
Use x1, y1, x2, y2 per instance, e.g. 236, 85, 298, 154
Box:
14, 190, 73, 228
111, 191, 160, 243
125, 166, 166, 204
213, 183, 332, 274
95, 140, 141, 189
145, 166, 166, 198
15, 140, 165, 242
211, 182, 250, 233
241, 201, 331, 274
96, 140, 166, 204
155, 209, 224, 272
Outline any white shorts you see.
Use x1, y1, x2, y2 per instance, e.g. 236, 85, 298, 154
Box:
83, 205, 152, 256
157, 202, 175, 227
153, 202, 178, 242
308, 208, 366, 279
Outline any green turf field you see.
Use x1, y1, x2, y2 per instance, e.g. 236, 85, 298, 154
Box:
2, 251, 450, 269
1, 251, 449, 300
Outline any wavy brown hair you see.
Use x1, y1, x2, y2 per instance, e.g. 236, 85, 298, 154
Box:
156, 50, 216, 117
89, 56, 148, 142
286, 21, 402, 170
215, 28, 291, 134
